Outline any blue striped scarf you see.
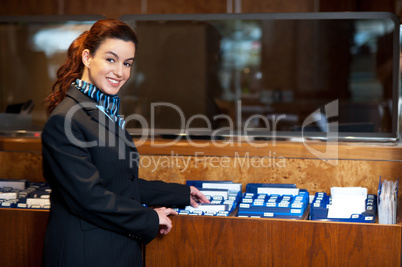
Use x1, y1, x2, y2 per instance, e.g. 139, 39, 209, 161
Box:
74, 79, 126, 129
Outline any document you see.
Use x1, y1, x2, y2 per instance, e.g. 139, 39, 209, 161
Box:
327, 187, 367, 219
202, 182, 242, 192
378, 178, 398, 224
257, 187, 299, 196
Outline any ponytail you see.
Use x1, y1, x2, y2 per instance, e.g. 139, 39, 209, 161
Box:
44, 31, 88, 115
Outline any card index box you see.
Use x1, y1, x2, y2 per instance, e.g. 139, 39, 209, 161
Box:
179, 180, 242, 217
237, 185, 309, 219
310, 192, 376, 223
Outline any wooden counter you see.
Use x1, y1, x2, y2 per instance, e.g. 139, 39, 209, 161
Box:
1, 136, 402, 160
0, 209, 49, 267
146, 215, 402, 267
1, 207, 401, 267
0, 136, 401, 266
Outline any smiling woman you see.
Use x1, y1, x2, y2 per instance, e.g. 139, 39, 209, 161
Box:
40, 19, 209, 267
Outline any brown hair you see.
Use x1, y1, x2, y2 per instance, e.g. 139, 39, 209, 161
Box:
44, 19, 138, 115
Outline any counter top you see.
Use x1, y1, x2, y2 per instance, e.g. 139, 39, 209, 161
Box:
1, 136, 401, 162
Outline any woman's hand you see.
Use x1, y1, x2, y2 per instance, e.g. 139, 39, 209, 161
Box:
154, 207, 177, 235
189, 186, 210, 208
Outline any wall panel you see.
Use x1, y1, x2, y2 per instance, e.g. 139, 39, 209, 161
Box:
241, 0, 316, 13
63, 0, 142, 18
0, 0, 59, 16
146, 0, 228, 14
0, 0, 396, 17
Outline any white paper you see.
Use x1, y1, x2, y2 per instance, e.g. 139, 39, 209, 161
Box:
199, 189, 228, 199
0, 192, 18, 200
257, 187, 299, 196
26, 198, 50, 208
202, 182, 242, 192
185, 204, 228, 213
378, 179, 398, 224
327, 187, 367, 219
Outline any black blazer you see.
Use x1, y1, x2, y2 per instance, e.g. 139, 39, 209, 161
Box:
41, 86, 190, 267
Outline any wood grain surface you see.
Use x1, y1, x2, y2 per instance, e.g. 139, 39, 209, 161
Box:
146, 215, 402, 267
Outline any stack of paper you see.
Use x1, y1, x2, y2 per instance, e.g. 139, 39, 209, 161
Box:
378, 177, 398, 224
327, 187, 367, 219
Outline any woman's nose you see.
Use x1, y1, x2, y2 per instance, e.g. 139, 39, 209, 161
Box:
114, 64, 123, 77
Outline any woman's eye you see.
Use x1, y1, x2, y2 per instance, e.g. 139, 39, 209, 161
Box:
107, 58, 115, 63
124, 62, 132, 67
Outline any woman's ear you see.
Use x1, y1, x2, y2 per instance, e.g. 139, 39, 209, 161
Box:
82, 49, 91, 68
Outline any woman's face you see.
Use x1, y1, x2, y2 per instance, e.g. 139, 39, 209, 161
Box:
81, 38, 135, 95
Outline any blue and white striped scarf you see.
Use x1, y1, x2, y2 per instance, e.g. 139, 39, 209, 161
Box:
74, 79, 126, 129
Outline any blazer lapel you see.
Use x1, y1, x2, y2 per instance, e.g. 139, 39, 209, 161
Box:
66, 87, 137, 152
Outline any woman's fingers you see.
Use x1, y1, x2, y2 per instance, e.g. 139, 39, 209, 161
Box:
154, 207, 177, 235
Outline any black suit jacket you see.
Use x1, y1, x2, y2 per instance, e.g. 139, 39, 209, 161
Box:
41, 87, 190, 267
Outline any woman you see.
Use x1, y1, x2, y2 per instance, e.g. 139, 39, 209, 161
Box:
41, 19, 208, 266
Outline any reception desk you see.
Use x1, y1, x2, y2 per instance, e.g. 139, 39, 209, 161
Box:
146, 214, 402, 267
0, 136, 401, 266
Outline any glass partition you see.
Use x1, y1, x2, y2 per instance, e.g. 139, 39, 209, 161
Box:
120, 12, 400, 142
0, 15, 104, 134
0, 13, 400, 142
